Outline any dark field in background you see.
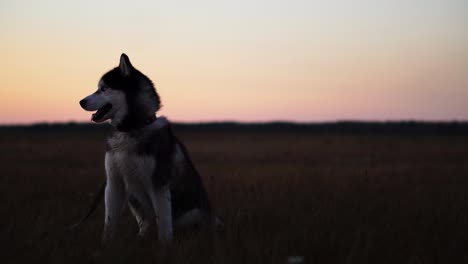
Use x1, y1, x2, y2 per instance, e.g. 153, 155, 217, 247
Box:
1, 124, 468, 263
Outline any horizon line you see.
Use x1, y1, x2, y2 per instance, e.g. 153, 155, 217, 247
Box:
2, 119, 468, 127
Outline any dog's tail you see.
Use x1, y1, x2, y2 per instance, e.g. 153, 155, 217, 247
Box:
68, 180, 106, 230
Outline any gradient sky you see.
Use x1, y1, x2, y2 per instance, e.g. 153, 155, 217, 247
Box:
1, 0, 467, 124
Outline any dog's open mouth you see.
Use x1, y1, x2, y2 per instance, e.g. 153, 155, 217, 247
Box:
91, 103, 112, 122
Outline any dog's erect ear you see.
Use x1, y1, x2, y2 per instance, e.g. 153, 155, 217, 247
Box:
119, 53, 133, 77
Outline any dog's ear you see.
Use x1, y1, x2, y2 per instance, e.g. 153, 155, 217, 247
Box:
119, 53, 133, 77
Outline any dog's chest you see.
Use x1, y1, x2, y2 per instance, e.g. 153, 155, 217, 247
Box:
105, 133, 156, 185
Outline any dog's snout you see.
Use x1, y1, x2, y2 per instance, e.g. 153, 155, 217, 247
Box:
79, 99, 87, 108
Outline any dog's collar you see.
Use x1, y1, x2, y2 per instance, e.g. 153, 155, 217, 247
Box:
115, 115, 157, 132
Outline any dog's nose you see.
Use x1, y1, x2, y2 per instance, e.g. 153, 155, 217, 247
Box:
79, 99, 87, 108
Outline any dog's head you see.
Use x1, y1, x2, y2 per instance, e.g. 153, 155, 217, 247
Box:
79, 54, 161, 128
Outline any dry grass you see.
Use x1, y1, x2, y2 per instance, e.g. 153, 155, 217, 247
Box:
1, 130, 468, 263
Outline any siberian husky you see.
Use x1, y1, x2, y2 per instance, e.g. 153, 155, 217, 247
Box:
79, 54, 218, 243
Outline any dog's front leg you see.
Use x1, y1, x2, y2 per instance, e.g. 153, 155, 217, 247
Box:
102, 155, 125, 244
149, 184, 173, 243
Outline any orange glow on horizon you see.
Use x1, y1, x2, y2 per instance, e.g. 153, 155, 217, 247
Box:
1, 0, 467, 124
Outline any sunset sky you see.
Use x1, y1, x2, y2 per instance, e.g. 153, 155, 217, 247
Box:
1, 0, 467, 124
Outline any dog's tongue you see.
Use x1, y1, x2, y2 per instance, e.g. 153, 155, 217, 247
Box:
91, 103, 112, 122
92, 112, 103, 122
91, 109, 102, 122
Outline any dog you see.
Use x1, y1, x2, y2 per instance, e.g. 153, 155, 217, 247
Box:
79, 54, 218, 243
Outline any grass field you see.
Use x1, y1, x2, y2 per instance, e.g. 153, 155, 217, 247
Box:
1, 129, 468, 263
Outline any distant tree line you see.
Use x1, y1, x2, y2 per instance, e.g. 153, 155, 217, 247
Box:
1, 121, 468, 135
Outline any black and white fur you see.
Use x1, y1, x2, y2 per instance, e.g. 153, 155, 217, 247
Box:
79, 54, 217, 243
